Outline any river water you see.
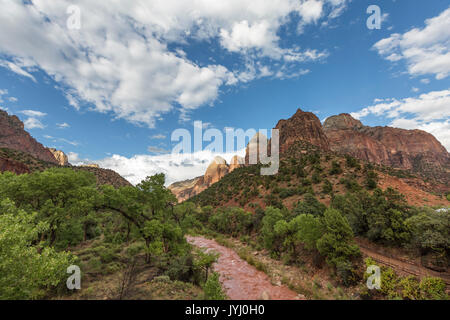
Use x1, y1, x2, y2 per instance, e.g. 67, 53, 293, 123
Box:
187, 236, 302, 300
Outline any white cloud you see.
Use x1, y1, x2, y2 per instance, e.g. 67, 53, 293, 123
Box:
57, 122, 70, 129
373, 8, 450, 80
67, 152, 80, 163
147, 146, 170, 154
0, 59, 36, 82
24, 117, 45, 130
299, 0, 323, 24
19, 109, 47, 130
351, 89, 450, 151
0, 89, 7, 103
43, 133, 79, 146
20, 110, 47, 118
0, 0, 345, 127
95, 149, 247, 186
151, 134, 167, 140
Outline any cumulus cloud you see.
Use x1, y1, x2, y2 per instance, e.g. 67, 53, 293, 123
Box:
20, 110, 47, 118
0, 59, 36, 82
373, 8, 450, 80
24, 117, 45, 130
91, 149, 246, 186
0, 0, 345, 127
18, 109, 47, 130
351, 89, 450, 150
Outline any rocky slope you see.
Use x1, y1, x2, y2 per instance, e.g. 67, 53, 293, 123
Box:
275, 109, 330, 153
323, 114, 450, 185
0, 110, 59, 164
48, 148, 69, 166
171, 108, 449, 201
169, 155, 244, 202
0, 110, 130, 188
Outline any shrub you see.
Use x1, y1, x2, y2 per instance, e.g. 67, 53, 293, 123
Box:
329, 161, 343, 175
203, 272, 227, 300
419, 277, 448, 300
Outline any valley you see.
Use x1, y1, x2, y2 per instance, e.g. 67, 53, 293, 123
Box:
0, 108, 449, 301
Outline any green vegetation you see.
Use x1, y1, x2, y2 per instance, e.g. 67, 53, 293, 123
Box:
203, 272, 227, 300
0, 168, 223, 299
362, 258, 448, 300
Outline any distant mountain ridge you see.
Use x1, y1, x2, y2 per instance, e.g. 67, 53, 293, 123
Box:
0, 110, 60, 164
323, 113, 450, 185
0, 110, 131, 188
169, 155, 244, 201
170, 109, 449, 202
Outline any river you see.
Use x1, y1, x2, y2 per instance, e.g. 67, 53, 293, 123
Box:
187, 236, 302, 300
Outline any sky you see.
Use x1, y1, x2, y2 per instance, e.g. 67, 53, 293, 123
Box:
0, 0, 449, 185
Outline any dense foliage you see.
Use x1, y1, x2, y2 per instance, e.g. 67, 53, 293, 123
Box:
0, 169, 220, 299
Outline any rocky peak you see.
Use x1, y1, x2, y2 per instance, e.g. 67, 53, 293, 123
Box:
275, 108, 330, 153
323, 113, 364, 130
48, 148, 69, 166
204, 156, 229, 185
229, 155, 244, 172
324, 115, 450, 184
0, 110, 58, 164
245, 132, 269, 165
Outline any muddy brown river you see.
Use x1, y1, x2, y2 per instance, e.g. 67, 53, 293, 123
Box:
187, 236, 302, 300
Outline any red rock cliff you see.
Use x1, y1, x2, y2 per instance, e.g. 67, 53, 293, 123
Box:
324, 114, 450, 183
0, 110, 59, 164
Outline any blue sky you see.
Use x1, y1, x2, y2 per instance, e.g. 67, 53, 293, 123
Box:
0, 0, 449, 185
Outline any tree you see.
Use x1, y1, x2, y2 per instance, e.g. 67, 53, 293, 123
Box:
203, 272, 227, 300
294, 193, 326, 217
193, 249, 218, 282
0, 199, 75, 299
291, 214, 323, 250
316, 208, 360, 285
406, 208, 449, 256
261, 207, 285, 252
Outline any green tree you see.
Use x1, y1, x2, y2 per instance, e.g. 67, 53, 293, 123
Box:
203, 272, 227, 300
316, 208, 360, 285
0, 199, 75, 299
261, 207, 285, 252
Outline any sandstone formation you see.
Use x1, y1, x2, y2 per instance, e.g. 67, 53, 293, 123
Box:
80, 164, 100, 168
323, 114, 450, 183
73, 166, 132, 188
0, 157, 30, 175
48, 148, 69, 166
245, 132, 269, 165
168, 176, 204, 202
229, 155, 245, 173
171, 109, 450, 201
275, 109, 330, 153
0, 110, 58, 164
170, 155, 243, 202
204, 156, 229, 185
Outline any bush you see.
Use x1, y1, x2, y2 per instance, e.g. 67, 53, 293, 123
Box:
203, 272, 227, 300
322, 180, 333, 194
419, 277, 448, 300
329, 161, 343, 175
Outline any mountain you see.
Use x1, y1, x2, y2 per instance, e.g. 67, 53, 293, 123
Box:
48, 148, 69, 166
323, 113, 450, 185
169, 155, 244, 201
0, 110, 131, 188
275, 109, 330, 153
174, 108, 449, 204
0, 110, 59, 164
